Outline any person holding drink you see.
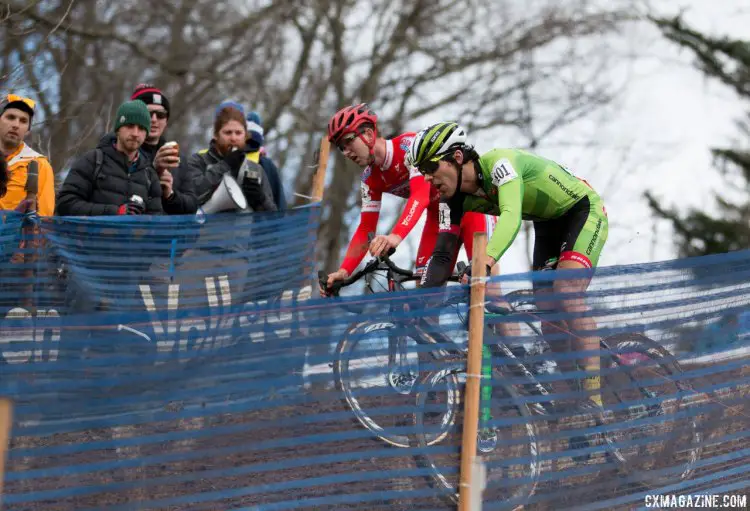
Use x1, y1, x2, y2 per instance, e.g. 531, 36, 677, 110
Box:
130, 84, 198, 215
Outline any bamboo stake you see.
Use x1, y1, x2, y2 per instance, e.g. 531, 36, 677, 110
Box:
0, 397, 14, 507
458, 233, 487, 511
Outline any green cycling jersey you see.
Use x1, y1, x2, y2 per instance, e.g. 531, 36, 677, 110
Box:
442, 148, 606, 262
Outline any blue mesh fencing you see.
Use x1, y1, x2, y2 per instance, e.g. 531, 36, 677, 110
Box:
0, 210, 748, 510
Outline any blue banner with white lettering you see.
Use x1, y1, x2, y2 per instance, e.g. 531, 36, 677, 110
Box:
0, 207, 319, 371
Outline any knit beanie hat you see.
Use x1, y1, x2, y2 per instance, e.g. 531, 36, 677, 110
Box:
1, 94, 35, 120
131, 83, 170, 117
114, 100, 151, 132
215, 99, 245, 118
246, 111, 264, 150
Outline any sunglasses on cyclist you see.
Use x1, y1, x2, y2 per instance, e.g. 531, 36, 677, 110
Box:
150, 110, 168, 120
417, 154, 448, 176
336, 133, 357, 151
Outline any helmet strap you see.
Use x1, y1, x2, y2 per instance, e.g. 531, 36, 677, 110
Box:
357, 125, 378, 165
455, 162, 463, 196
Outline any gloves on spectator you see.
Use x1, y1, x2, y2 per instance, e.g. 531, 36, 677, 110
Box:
224, 148, 247, 177
117, 201, 145, 215
242, 178, 267, 209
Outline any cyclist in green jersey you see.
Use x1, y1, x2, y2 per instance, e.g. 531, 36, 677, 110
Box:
410, 121, 608, 409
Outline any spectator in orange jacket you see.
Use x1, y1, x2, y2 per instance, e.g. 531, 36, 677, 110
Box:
0, 94, 54, 215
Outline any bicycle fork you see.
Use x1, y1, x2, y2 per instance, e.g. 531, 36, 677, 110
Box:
387, 334, 416, 395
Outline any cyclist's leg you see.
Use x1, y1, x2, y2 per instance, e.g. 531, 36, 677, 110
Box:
462, 212, 519, 338
531, 220, 575, 373
554, 196, 608, 406
414, 200, 440, 285
462, 212, 500, 287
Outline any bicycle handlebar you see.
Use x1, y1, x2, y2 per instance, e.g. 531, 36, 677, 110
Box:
319, 249, 412, 297
319, 252, 467, 298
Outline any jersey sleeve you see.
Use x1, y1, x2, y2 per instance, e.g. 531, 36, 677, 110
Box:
486, 157, 523, 262
340, 181, 382, 275
360, 179, 382, 213
391, 174, 431, 240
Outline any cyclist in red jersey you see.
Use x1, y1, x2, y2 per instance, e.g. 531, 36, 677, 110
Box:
320, 103, 497, 294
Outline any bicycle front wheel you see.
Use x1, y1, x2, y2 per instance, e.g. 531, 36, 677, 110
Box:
333, 320, 449, 448
414, 366, 540, 509
601, 333, 703, 487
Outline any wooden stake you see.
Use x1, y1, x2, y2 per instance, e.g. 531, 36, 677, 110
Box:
0, 397, 14, 504
458, 233, 487, 511
311, 137, 330, 202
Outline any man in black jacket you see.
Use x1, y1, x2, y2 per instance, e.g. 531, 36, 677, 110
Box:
130, 84, 198, 214
186, 103, 276, 212
57, 100, 162, 216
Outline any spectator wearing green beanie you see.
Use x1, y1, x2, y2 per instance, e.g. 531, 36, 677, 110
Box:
56, 100, 162, 216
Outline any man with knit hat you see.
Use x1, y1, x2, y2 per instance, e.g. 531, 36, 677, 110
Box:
0, 93, 55, 216
246, 111, 286, 210
57, 100, 162, 216
130, 83, 197, 214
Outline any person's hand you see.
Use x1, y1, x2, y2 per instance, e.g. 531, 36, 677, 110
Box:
458, 261, 494, 285
159, 169, 174, 199
153, 144, 180, 173
224, 148, 247, 175
239, 175, 264, 206
369, 234, 402, 257
319, 269, 349, 297
117, 201, 145, 215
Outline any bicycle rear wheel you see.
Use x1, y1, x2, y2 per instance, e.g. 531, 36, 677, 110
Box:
333, 320, 449, 447
600, 333, 703, 487
413, 366, 540, 509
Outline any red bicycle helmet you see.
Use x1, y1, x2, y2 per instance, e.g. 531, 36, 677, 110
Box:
327, 103, 378, 156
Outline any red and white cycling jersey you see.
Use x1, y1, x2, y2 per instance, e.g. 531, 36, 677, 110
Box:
341, 133, 441, 275
340, 132, 496, 277
359, 133, 440, 213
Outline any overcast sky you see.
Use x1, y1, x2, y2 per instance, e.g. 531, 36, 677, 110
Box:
382, 1, 750, 276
